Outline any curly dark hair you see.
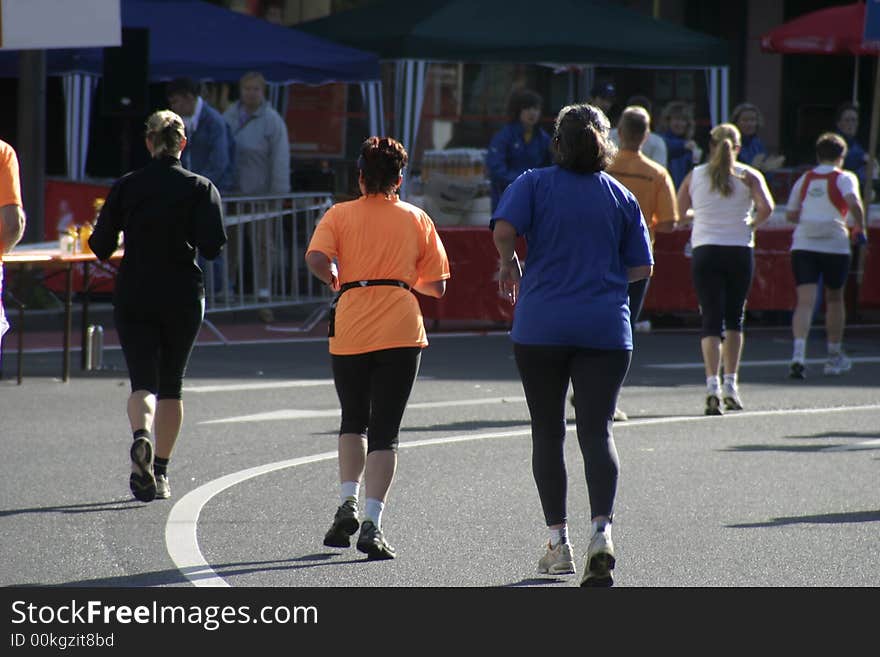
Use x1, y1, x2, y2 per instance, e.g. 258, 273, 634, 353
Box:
358, 136, 408, 195
551, 103, 616, 174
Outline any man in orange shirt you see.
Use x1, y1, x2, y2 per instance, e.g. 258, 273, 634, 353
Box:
605, 106, 678, 419
0, 139, 27, 361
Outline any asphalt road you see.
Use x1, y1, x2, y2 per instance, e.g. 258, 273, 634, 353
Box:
1, 324, 878, 589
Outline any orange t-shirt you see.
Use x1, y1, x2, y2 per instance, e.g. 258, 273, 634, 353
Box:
307, 194, 450, 355
606, 149, 679, 242
0, 140, 23, 263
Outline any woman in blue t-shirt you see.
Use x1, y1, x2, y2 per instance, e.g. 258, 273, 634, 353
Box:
491, 103, 653, 587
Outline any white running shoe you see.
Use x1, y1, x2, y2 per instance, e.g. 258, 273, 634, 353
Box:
722, 382, 743, 411
823, 352, 852, 376
581, 526, 615, 587
155, 474, 171, 500
537, 541, 576, 575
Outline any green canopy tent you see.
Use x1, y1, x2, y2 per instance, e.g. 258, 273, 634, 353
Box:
298, 0, 730, 195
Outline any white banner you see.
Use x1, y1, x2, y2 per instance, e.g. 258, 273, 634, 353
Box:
0, 0, 121, 50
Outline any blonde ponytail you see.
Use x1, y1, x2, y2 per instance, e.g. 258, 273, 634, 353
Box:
707, 123, 743, 197
144, 110, 185, 158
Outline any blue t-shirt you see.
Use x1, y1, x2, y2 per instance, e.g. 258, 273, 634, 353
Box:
738, 134, 766, 166
491, 166, 653, 350
486, 122, 552, 212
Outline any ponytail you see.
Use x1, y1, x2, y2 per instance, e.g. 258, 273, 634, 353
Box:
707, 123, 743, 197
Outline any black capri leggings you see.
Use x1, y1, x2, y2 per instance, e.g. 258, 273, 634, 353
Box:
691, 244, 754, 337
514, 343, 631, 526
114, 298, 204, 400
332, 347, 422, 452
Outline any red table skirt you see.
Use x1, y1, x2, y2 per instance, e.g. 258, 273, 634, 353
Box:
420, 226, 880, 323
39, 180, 880, 318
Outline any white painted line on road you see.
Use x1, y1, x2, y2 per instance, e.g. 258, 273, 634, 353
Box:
823, 438, 880, 452
185, 379, 335, 393
165, 451, 337, 588
166, 401, 880, 587
647, 356, 880, 370
198, 396, 528, 424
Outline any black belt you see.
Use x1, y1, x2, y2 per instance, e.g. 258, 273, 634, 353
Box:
328, 279, 412, 337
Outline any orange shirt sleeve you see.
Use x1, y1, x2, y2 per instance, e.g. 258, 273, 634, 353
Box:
416, 212, 451, 283
655, 168, 679, 225
0, 142, 23, 208
306, 205, 339, 261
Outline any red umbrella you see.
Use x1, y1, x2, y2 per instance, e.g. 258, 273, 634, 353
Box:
760, 2, 880, 56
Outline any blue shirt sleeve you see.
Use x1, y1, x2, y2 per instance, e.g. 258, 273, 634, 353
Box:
490, 169, 534, 235
621, 193, 654, 268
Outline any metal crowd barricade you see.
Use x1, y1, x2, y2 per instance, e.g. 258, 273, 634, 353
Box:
202, 192, 334, 326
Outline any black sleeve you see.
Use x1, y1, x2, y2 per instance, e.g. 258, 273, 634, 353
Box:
194, 182, 227, 261
88, 179, 123, 260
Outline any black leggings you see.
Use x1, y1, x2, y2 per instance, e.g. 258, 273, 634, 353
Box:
691, 244, 754, 337
332, 347, 422, 452
513, 343, 631, 526
114, 298, 204, 400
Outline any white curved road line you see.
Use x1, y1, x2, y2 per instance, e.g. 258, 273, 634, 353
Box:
165, 403, 880, 587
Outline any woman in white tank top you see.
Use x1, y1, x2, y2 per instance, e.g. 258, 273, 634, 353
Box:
676, 123, 774, 416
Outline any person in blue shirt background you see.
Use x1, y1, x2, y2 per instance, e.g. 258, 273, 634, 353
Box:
486, 88, 552, 212
491, 103, 653, 587
730, 102, 767, 166
167, 78, 235, 298
659, 100, 702, 190
834, 103, 873, 195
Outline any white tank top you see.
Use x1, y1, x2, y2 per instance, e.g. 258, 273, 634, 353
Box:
689, 163, 758, 248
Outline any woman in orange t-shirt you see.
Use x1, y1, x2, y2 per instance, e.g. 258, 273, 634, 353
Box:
306, 136, 450, 560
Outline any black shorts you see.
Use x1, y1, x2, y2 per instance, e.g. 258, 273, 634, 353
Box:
114, 298, 204, 400
331, 347, 422, 452
790, 250, 851, 289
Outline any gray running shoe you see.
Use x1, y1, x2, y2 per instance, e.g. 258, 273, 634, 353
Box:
705, 393, 723, 416
129, 437, 156, 502
789, 361, 806, 379
356, 520, 396, 560
537, 541, 576, 575
323, 500, 359, 548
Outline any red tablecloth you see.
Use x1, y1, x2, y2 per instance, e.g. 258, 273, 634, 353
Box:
421, 226, 880, 323
417, 227, 525, 323
644, 228, 798, 313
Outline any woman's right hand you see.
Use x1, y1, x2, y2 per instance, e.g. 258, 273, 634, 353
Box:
497, 256, 522, 304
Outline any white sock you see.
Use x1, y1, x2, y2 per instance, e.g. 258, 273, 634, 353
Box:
792, 339, 806, 363
340, 481, 360, 505
706, 375, 721, 393
591, 519, 611, 534
549, 525, 569, 547
723, 373, 737, 388
364, 498, 385, 528
827, 342, 841, 356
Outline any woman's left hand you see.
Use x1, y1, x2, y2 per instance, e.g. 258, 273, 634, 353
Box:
497, 256, 522, 304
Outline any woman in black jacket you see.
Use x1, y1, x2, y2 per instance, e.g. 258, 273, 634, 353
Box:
89, 109, 227, 503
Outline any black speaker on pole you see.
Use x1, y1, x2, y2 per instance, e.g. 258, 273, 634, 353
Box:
101, 28, 149, 117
